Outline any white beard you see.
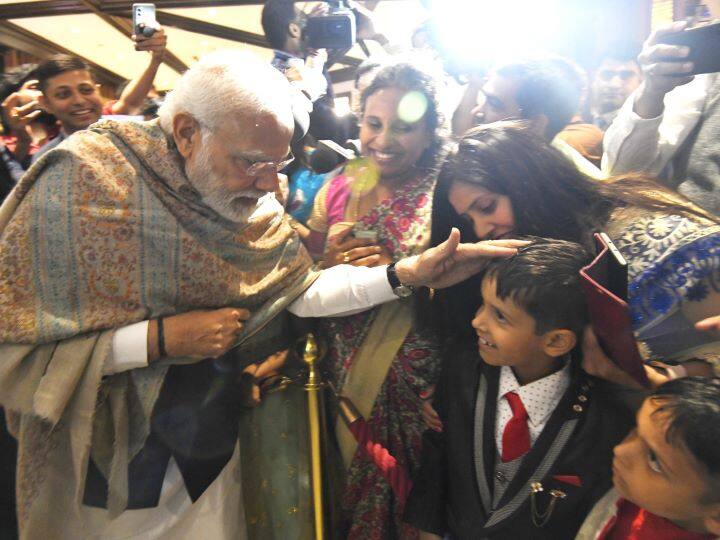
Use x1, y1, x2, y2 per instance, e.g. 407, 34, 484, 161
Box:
186, 144, 280, 224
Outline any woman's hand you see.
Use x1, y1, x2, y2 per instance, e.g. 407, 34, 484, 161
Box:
420, 386, 442, 432
322, 227, 384, 268
394, 228, 529, 289
159, 307, 250, 360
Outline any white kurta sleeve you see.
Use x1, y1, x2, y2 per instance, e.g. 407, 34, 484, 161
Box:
288, 264, 396, 318
602, 75, 710, 178
106, 320, 150, 375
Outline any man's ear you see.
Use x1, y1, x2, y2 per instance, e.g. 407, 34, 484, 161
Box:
288, 21, 302, 39
172, 112, 201, 161
37, 94, 51, 114
542, 328, 577, 358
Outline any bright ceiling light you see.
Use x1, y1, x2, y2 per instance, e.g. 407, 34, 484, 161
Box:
427, 0, 562, 70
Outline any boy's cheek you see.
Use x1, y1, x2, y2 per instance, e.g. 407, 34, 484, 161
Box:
625, 479, 682, 521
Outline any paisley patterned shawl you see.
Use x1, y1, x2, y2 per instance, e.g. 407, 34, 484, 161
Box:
608, 209, 720, 361
0, 118, 316, 534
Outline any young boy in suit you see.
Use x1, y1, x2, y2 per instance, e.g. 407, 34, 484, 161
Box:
404, 238, 633, 539
576, 376, 720, 540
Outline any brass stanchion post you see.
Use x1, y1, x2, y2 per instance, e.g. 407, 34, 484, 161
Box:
303, 333, 324, 540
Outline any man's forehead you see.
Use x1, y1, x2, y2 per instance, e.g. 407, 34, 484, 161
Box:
219, 111, 291, 148
598, 59, 639, 73
46, 70, 95, 88
484, 74, 520, 102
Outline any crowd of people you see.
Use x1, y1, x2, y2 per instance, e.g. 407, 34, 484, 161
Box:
0, 1, 719, 539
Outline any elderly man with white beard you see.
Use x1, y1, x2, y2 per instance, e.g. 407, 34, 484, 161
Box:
0, 51, 524, 539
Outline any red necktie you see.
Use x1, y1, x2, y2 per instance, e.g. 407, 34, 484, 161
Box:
501, 391, 531, 462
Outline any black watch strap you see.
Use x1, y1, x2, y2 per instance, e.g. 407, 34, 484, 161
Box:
387, 262, 402, 289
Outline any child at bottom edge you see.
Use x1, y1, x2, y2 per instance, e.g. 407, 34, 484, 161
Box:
576, 376, 720, 540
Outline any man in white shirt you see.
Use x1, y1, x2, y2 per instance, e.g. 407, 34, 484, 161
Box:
0, 50, 523, 539
603, 14, 720, 215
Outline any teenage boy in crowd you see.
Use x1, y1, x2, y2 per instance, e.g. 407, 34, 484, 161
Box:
405, 239, 633, 539
24, 26, 167, 163
577, 377, 720, 540
589, 42, 642, 131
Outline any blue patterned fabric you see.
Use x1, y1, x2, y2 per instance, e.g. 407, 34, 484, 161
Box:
287, 166, 327, 223
612, 212, 720, 359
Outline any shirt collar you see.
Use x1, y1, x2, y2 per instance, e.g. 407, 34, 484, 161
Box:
498, 361, 572, 427
272, 50, 300, 70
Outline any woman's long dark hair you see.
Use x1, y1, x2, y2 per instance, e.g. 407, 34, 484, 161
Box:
424, 121, 716, 341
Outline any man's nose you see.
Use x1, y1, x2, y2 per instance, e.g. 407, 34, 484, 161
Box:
70, 90, 85, 105
253, 170, 280, 193
608, 75, 623, 88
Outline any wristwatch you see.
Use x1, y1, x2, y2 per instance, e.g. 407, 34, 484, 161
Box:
387, 262, 415, 298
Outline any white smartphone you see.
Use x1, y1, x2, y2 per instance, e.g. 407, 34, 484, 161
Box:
132, 3, 157, 36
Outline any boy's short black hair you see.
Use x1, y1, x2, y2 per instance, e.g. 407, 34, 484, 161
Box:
482, 237, 591, 337
261, 0, 298, 51
651, 377, 720, 504
496, 56, 583, 139
35, 54, 91, 92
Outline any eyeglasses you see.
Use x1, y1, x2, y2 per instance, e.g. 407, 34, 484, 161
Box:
239, 152, 295, 176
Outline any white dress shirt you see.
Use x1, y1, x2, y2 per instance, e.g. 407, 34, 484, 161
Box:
107, 263, 395, 375
602, 74, 715, 178
494, 363, 571, 456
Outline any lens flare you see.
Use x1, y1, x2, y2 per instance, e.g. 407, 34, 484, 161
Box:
345, 157, 380, 194
398, 91, 428, 124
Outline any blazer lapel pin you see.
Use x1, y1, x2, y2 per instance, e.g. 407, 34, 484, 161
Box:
529, 481, 567, 527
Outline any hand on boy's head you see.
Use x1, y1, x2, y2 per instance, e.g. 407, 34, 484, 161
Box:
394, 228, 529, 289
612, 395, 720, 535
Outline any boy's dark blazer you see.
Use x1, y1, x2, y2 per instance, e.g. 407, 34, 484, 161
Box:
404, 344, 634, 540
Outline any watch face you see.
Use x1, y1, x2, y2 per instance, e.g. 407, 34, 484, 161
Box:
394, 285, 414, 298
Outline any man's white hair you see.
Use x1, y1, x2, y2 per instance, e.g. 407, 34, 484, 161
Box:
158, 50, 294, 134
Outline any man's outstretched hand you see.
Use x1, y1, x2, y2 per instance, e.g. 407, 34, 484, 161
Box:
395, 228, 529, 290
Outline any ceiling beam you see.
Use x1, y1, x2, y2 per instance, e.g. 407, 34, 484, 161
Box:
0, 0, 364, 66
329, 66, 358, 84
154, 10, 270, 49
0, 20, 124, 87
0, 1, 263, 20
78, 0, 188, 74
119, 10, 362, 66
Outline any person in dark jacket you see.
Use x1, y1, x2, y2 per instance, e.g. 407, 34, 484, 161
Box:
405, 238, 634, 539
